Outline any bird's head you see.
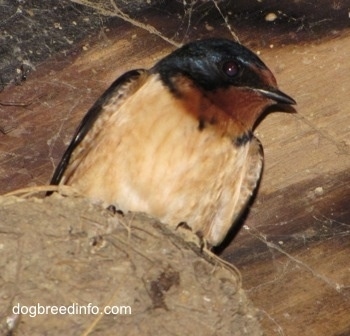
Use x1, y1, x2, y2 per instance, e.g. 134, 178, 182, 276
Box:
152, 38, 296, 131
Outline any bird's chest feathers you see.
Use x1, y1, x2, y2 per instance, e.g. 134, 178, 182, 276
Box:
103, 77, 249, 189
70, 77, 253, 229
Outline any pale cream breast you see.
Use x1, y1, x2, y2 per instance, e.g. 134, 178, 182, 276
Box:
64, 75, 262, 245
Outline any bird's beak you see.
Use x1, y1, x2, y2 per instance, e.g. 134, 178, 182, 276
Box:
255, 88, 296, 105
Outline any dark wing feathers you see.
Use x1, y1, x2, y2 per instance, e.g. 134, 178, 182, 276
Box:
49, 69, 144, 187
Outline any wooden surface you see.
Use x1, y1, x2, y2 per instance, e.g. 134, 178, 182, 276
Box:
0, 2, 349, 335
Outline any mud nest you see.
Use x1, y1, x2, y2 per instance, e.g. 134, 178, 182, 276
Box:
0, 188, 262, 335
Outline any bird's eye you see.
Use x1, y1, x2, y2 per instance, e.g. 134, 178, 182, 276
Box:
222, 61, 239, 78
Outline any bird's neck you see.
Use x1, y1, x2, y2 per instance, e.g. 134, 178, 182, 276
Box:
172, 77, 268, 141
204, 87, 271, 132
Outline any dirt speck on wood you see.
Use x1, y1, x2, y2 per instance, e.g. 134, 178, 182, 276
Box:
0, 192, 262, 335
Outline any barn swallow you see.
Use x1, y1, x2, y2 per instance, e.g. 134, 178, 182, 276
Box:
49, 38, 296, 246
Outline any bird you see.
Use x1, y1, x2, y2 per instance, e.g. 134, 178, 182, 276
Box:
49, 38, 296, 247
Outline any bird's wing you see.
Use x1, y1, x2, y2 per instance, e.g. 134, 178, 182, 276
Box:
49, 69, 145, 186
233, 136, 263, 220
204, 136, 263, 246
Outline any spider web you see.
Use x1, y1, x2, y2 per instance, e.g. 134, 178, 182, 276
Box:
71, 0, 239, 46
